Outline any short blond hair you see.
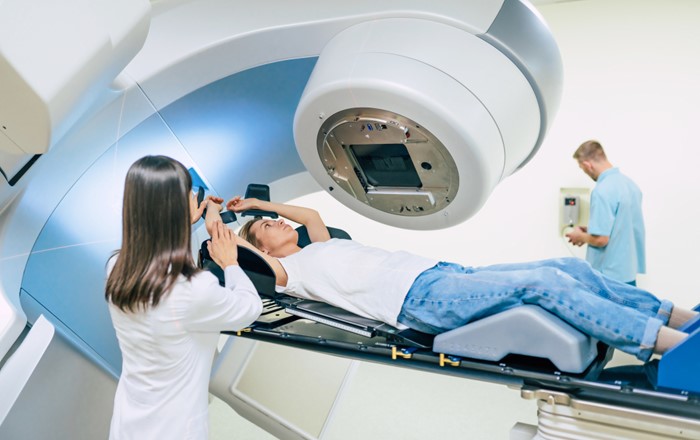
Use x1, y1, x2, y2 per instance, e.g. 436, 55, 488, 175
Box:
573, 140, 607, 162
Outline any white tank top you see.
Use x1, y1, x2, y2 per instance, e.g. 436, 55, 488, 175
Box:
276, 239, 438, 327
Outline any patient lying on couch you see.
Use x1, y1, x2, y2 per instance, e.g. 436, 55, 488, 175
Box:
205, 196, 698, 363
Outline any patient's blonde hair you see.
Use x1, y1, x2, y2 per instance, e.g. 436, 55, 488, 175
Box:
238, 218, 263, 248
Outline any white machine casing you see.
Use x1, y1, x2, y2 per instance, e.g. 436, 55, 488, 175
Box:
0, 0, 150, 155
294, 15, 549, 230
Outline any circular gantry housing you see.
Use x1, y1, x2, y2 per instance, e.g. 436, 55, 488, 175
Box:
294, 5, 562, 230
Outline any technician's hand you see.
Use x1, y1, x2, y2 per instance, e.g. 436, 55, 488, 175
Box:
226, 196, 261, 213
191, 195, 224, 224
207, 220, 239, 268
565, 226, 586, 247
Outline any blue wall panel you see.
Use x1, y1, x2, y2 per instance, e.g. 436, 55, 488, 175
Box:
21, 58, 315, 373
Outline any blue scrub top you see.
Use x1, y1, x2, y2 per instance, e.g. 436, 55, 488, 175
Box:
586, 168, 646, 282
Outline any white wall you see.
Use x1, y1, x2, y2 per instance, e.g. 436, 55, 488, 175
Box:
295, 0, 700, 310
537, 0, 700, 307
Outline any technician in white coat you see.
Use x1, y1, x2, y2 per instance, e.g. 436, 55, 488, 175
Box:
105, 155, 262, 440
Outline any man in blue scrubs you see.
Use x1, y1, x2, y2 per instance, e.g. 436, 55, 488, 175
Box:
566, 140, 646, 285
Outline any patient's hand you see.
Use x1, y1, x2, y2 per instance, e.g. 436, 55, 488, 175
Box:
227, 196, 260, 212
192, 195, 223, 224
206, 197, 224, 213
207, 220, 238, 268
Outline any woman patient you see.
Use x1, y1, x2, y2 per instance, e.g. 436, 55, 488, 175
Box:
205, 196, 698, 363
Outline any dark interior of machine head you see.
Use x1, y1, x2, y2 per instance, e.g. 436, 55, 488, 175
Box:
350, 143, 422, 188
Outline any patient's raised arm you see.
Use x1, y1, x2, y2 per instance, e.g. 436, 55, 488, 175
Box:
204, 199, 225, 236
227, 196, 331, 243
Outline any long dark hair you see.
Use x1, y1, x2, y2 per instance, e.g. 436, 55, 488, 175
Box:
106, 155, 199, 312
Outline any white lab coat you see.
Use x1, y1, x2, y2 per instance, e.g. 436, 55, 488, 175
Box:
107, 262, 262, 440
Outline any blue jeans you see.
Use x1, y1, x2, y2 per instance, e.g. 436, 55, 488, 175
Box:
396, 258, 673, 362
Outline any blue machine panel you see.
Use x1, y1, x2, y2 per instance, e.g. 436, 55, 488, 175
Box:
21, 58, 315, 374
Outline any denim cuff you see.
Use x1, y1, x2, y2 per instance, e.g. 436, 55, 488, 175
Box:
654, 300, 674, 326
638, 317, 664, 362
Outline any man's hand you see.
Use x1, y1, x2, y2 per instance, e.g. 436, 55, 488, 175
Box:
207, 220, 239, 268
565, 226, 587, 246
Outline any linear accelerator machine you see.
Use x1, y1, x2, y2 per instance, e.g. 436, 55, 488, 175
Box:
0, 0, 699, 439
